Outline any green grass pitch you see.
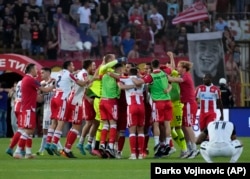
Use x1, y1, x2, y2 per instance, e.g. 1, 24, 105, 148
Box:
0, 137, 249, 179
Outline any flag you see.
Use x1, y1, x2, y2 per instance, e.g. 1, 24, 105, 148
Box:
58, 18, 95, 51
172, 1, 209, 24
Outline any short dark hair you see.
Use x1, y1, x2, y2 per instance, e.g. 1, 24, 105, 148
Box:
129, 67, 138, 76
83, 60, 93, 70
63, 60, 72, 69
114, 63, 123, 69
41, 67, 51, 73
25, 63, 35, 74
151, 59, 160, 69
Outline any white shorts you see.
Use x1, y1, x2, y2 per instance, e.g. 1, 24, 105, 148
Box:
200, 140, 242, 157
43, 105, 51, 129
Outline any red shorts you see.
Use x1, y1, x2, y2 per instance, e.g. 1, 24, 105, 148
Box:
127, 103, 145, 127
50, 92, 68, 121
22, 108, 36, 129
14, 101, 23, 128
83, 98, 95, 121
117, 100, 127, 131
100, 98, 118, 121
199, 111, 216, 131
151, 100, 173, 122
182, 101, 198, 127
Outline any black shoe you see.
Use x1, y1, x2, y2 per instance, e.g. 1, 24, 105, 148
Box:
160, 144, 171, 156
62, 149, 77, 158
106, 146, 115, 158
154, 143, 163, 158
99, 145, 108, 159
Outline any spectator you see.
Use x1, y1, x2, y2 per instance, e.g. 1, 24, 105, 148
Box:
165, 7, 177, 51
120, 31, 135, 57
19, 17, 32, 56
127, 43, 139, 59
122, 0, 133, 13
218, 78, 234, 108
225, 53, 240, 83
77, 0, 91, 35
13, 0, 26, 37
174, 26, 188, 56
214, 16, 228, 31
167, 0, 179, 16
109, 14, 122, 54
156, 0, 168, 21
58, 0, 72, 21
89, 0, 99, 22
0, 82, 9, 138
46, 39, 58, 60
30, 23, 42, 59
127, 0, 143, 18
96, 14, 108, 53
27, 0, 40, 23
1, 6, 16, 53
233, 44, 241, 68
87, 22, 101, 58
136, 24, 152, 57
46, 0, 57, 41
98, 0, 112, 20
69, 0, 81, 26
53, 6, 65, 39
149, 7, 165, 44
129, 8, 144, 26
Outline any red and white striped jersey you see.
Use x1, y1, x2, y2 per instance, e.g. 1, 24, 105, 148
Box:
55, 69, 78, 99
195, 84, 221, 113
69, 69, 88, 105
120, 76, 144, 105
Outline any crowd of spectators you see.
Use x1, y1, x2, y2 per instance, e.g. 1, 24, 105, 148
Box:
0, 0, 248, 61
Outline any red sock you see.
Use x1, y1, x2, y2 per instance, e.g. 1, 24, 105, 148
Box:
109, 126, 117, 144
137, 134, 144, 155
26, 137, 32, 148
129, 134, 136, 154
65, 129, 78, 150
52, 131, 62, 144
9, 131, 22, 149
100, 128, 109, 145
118, 136, 125, 151
18, 134, 28, 150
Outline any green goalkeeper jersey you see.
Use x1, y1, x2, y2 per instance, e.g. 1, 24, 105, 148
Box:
149, 70, 171, 101
169, 70, 180, 101
101, 73, 120, 99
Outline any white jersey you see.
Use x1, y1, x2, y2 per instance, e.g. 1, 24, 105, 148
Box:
70, 69, 88, 105
41, 78, 55, 108
120, 76, 144, 105
55, 69, 77, 99
207, 120, 234, 143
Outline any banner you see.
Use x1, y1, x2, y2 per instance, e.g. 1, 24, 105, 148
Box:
58, 19, 95, 51
172, 1, 209, 24
187, 31, 225, 86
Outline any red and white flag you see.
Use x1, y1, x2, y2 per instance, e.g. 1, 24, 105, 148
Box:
172, 1, 209, 24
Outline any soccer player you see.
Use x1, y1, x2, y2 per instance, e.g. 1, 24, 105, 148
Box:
36, 67, 63, 156
195, 73, 224, 132
88, 54, 119, 157
76, 60, 97, 155
61, 60, 91, 158
45, 61, 86, 156
166, 51, 189, 158
13, 63, 54, 159
99, 63, 123, 158
115, 62, 136, 159
168, 60, 199, 159
6, 80, 23, 156
118, 67, 145, 159
141, 62, 153, 157
196, 119, 243, 163
132, 59, 173, 158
